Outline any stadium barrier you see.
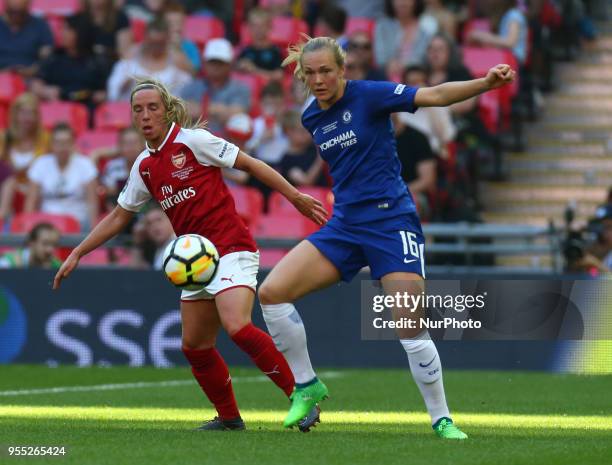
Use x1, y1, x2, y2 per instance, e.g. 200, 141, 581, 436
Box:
0, 268, 576, 371
0, 222, 562, 274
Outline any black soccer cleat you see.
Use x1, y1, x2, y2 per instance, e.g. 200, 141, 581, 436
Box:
297, 404, 321, 433
196, 416, 246, 431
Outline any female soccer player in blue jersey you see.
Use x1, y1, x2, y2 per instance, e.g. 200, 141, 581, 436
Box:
258, 36, 515, 439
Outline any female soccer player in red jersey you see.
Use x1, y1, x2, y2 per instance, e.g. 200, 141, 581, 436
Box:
53, 79, 328, 431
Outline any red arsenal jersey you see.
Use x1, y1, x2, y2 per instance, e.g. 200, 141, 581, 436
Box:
118, 123, 257, 256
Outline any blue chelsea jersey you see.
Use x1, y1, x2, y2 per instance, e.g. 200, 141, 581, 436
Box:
302, 80, 419, 224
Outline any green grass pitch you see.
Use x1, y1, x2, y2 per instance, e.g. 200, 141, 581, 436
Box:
0, 366, 610, 465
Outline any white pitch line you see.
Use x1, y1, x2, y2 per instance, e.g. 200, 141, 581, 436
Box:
0, 371, 345, 397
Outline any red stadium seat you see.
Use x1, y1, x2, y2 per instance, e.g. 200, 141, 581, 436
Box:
78, 248, 110, 266
31, 0, 80, 16
46, 15, 65, 47
268, 187, 333, 216
231, 72, 267, 116
94, 101, 132, 131
183, 15, 225, 48
462, 47, 519, 131
241, 16, 308, 50
76, 130, 119, 155
40, 101, 89, 135
11, 212, 81, 234
0, 72, 26, 104
345, 17, 376, 39
0, 103, 7, 129
228, 185, 264, 228
259, 248, 287, 269
130, 17, 147, 44
255, 214, 319, 239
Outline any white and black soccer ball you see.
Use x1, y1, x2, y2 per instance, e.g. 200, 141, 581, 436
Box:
162, 234, 219, 290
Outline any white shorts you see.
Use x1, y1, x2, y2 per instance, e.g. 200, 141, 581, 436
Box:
180, 250, 259, 301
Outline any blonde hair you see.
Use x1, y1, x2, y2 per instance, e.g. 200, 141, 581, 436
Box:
282, 35, 346, 91
130, 78, 206, 130
1, 92, 48, 162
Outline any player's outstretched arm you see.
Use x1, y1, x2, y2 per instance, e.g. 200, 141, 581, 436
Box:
53, 205, 135, 290
233, 151, 328, 225
414, 64, 516, 108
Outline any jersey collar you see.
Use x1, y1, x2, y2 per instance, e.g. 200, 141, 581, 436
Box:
146, 122, 180, 155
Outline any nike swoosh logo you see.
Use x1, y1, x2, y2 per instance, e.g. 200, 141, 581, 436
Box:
419, 355, 437, 368
404, 258, 418, 264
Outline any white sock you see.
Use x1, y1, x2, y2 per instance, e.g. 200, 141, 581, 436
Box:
261, 303, 316, 384
400, 331, 450, 425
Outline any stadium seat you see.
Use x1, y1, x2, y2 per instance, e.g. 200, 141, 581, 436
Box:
0, 72, 26, 104
94, 101, 132, 131
255, 214, 320, 239
345, 17, 376, 39
228, 185, 264, 228
40, 101, 89, 135
31, 0, 80, 16
258, 248, 287, 269
240, 16, 308, 50
231, 72, 267, 116
11, 212, 81, 234
78, 248, 110, 266
183, 15, 225, 48
268, 187, 333, 216
462, 47, 519, 131
130, 17, 147, 44
46, 15, 65, 47
76, 130, 119, 155
0, 104, 7, 129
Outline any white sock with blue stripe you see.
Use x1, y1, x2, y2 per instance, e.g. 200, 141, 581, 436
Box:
261, 302, 317, 385
401, 331, 450, 425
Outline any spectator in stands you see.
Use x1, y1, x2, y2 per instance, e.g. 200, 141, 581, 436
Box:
31, 15, 108, 108
222, 113, 253, 186
375, 0, 438, 80
346, 30, 387, 81
164, 0, 201, 74
106, 18, 191, 101
315, 4, 348, 48
333, 0, 386, 19
78, 0, 133, 61
131, 205, 175, 269
344, 50, 367, 81
25, 123, 98, 230
396, 65, 456, 158
93, 127, 143, 210
236, 8, 283, 81
0, 0, 54, 76
0, 93, 49, 222
0, 222, 61, 268
395, 124, 437, 220
423, 0, 457, 38
246, 81, 288, 167
277, 109, 327, 188
466, 0, 528, 66
180, 38, 251, 134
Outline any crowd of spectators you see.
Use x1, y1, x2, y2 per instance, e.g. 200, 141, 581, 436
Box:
0, 0, 604, 268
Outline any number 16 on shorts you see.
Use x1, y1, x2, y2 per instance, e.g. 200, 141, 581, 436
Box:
399, 230, 425, 277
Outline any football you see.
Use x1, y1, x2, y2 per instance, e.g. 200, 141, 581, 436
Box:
162, 234, 219, 290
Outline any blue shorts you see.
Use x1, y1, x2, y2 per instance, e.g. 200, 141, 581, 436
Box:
307, 213, 426, 282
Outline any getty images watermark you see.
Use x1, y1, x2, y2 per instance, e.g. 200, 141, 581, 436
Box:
371, 291, 486, 330
360, 279, 612, 341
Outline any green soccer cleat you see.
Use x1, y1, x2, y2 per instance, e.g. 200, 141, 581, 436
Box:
284, 379, 329, 428
432, 417, 468, 440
